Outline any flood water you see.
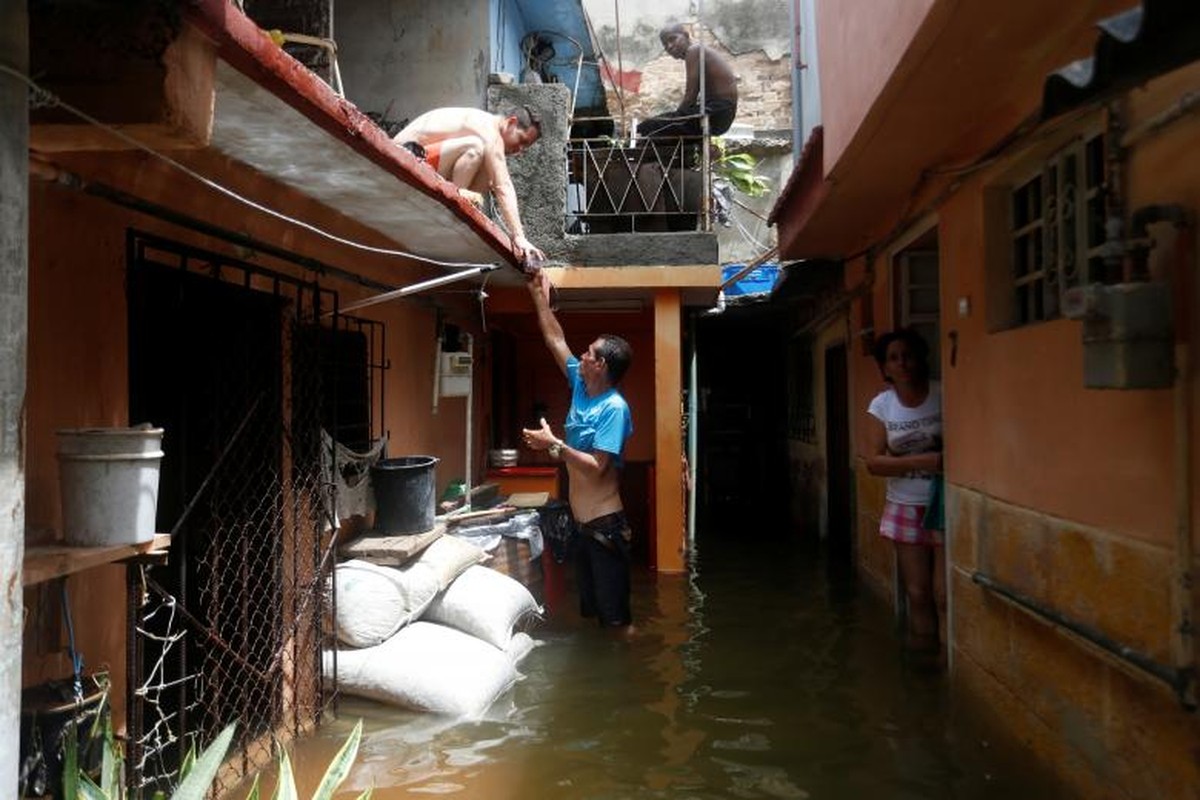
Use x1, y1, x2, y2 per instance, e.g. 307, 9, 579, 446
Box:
286, 529, 1075, 799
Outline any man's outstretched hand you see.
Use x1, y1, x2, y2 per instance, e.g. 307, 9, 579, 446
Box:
526, 266, 553, 305
514, 234, 546, 268
522, 417, 558, 451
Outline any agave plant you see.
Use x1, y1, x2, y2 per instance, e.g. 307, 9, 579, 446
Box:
240, 720, 370, 800
69, 713, 369, 800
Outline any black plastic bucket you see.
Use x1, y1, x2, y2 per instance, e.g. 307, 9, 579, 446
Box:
371, 456, 439, 535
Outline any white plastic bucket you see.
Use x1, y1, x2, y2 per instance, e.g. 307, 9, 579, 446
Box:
57, 427, 164, 547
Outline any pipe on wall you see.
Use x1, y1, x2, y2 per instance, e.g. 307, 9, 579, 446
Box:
1130, 204, 1200, 710
971, 571, 1195, 709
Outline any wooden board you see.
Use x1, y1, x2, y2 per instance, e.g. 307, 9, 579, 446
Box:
444, 507, 516, 528
24, 533, 172, 585
338, 524, 444, 565
507, 492, 549, 508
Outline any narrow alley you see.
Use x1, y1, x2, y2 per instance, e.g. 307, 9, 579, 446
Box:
286, 521, 1071, 800
5, 2, 1200, 799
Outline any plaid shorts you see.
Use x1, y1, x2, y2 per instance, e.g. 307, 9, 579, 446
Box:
879, 501, 944, 546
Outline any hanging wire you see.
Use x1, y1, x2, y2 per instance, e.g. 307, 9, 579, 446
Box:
60, 582, 84, 703
0, 62, 502, 271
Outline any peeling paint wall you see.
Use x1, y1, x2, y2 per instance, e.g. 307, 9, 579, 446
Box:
0, 5, 28, 793
335, 0, 492, 134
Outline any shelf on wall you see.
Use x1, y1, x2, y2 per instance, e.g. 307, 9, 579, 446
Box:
24, 534, 172, 586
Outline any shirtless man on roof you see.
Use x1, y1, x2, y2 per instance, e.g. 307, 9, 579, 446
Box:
394, 106, 546, 263
638, 23, 739, 138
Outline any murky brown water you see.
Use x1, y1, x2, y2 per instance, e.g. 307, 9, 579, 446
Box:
281, 532, 1075, 799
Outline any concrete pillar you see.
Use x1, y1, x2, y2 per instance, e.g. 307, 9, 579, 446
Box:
654, 289, 685, 573
0, 1, 29, 794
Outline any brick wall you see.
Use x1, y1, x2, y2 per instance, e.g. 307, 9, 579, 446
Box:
606, 31, 792, 132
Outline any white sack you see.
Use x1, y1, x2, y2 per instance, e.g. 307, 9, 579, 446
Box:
422, 565, 542, 650
507, 631, 538, 667
333, 537, 485, 648
332, 560, 432, 648
323, 621, 517, 717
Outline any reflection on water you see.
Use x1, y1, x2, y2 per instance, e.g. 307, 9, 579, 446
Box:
284, 532, 1073, 799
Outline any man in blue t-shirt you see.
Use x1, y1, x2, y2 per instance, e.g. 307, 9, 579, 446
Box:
522, 270, 635, 627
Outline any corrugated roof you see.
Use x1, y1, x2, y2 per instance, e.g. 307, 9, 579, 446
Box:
1042, 0, 1200, 120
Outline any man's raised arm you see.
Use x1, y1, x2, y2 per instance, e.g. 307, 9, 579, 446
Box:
527, 270, 570, 376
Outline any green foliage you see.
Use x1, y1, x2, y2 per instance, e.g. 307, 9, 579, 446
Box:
713, 139, 770, 197
68, 711, 368, 800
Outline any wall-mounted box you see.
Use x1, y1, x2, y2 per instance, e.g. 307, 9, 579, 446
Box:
1063, 282, 1173, 389
439, 351, 472, 398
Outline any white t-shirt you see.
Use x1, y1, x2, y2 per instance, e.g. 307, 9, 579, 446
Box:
867, 381, 942, 506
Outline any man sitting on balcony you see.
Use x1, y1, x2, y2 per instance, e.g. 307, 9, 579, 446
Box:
394, 106, 546, 263
637, 23, 738, 139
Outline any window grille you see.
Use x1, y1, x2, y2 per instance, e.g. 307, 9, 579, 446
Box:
1008, 133, 1106, 326
894, 248, 941, 378
787, 337, 817, 443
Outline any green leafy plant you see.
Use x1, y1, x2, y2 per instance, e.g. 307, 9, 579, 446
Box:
712, 138, 770, 197
67, 709, 369, 800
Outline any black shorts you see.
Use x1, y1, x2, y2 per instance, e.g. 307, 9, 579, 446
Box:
576, 511, 632, 626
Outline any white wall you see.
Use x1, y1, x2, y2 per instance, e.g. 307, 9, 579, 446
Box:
336, 0, 492, 132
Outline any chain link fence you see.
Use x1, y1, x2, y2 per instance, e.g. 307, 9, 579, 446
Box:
124, 231, 374, 796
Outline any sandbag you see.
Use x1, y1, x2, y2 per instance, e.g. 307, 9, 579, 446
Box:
417, 534, 491, 590
332, 560, 433, 648
507, 631, 538, 667
333, 537, 486, 648
323, 621, 518, 717
422, 565, 542, 650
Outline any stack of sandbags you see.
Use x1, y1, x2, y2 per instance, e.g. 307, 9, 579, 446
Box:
331, 535, 485, 648
324, 621, 529, 718
325, 536, 543, 718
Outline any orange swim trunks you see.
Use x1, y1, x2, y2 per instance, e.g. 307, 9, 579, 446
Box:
424, 142, 442, 171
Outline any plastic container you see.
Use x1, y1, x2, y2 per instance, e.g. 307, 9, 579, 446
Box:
57, 427, 164, 547
488, 448, 519, 468
371, 456, 439, 535
721, 263, 781, 297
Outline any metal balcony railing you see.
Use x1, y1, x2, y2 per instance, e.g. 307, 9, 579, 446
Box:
565, 120, 713, 235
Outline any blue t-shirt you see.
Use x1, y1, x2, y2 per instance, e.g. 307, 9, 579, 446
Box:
564, 356, 633, 466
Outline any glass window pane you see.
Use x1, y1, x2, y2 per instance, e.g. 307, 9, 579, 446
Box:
909, 288, 940, 315
907, 254, 939, 285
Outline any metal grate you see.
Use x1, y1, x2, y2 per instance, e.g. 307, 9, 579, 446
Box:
565, 134, 711, 234
123, 231, 370, 796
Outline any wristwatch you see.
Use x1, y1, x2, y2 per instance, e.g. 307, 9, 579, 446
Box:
548, 440, 563, 460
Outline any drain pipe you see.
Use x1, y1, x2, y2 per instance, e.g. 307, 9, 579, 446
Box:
1131, 203, 1196, 707
463, 332, 474, 513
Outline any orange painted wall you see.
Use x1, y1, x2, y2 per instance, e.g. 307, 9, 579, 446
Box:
840, 60, 1200, 798
814, 0, 934, 171
22, 150, 483, 712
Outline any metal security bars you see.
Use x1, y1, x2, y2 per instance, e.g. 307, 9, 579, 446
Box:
124, 231, 358, 797
565, 132, 712, 234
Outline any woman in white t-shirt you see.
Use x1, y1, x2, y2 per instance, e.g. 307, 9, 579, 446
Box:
865, 328, 944, 656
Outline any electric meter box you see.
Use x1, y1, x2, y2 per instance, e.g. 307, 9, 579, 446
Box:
439, 351, 473, 397
1063, 282, 1173, 389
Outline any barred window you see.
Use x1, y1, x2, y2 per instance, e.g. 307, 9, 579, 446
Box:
1006, 133, 1106, 327
786, 337, 817, 443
